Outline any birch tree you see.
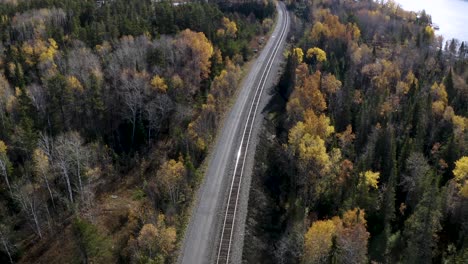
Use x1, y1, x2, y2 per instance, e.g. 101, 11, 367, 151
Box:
54, 131, 90, 204
0, 223, 14, 264
144, 94, 173, 142
54, 137, 74, 203
0, 141, 11, 195
13, 183, 43, 239
119, 70, 147, 146
33, 148, 56, 208
157, 159, 186, 204
0, 75, 13, 128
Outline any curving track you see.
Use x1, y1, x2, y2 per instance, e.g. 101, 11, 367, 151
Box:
178, 3, 289, 264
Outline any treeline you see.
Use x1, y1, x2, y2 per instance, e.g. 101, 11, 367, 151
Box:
246, 0, 467, 263
0, 0, 275, 263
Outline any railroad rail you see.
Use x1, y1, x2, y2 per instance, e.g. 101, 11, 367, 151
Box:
215, 3, 290, 264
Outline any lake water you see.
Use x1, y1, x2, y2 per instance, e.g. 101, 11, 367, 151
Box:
393, 0, 468, 43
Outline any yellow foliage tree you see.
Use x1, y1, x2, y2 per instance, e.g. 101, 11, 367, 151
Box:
150, 75, 168, 93
396, 81, 410, 95
0, 74, 13, 123
297, 134, 331, 172
292, 47, 304, 64
342, 208, 367, 227
302, 109, 335, 139
396, 71, 417, 95
157, 226, 176, 256
431, 82, 448, 104
453, 156, 468, 197
213, 48, 223, 65
22, 38, 58, 65
359, 170, 380, 189
431, 82, 448, 116
287, 66, 326, 121
157, 159, 186, 204
304, 209, 369, 263
33, 148, 55, 207
311, 21, 330, 40
216, 28, 225, 37
306, 47, 327, 62
371, 59, 401, 92
321, 11, 346, 38
321, 73, 341, 95
210, 59, 241, 111
310, 10, 347, 41
39, 38, 58, 63
176, 29, 214, 80
432, 100, 446, 116
188, 121, 206, 151
0, 140, 11, 193
222, 17, 237, 37
67, 76, 84, 92
288, 128, 331, 175
346, 23, 361, 41
304, 220, 337, 264
424, 25, 435, 40
452, 115, 467, 141
405, 71, 418, 87
336, 208, 369, 263
337, 125, 356, 149
0, 140, 7, 154
137, 220, 177, 259
137, 224, 159, 258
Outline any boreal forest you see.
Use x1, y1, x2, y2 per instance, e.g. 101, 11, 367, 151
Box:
0, 0, 275, 263
244, 0, 467, 263
0, 0, 466, 264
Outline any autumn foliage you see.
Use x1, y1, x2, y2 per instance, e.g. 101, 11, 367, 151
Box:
245, 0, 468, 262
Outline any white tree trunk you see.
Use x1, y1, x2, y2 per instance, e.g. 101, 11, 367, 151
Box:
0, 161, 11, 195
43, 175, 55, 209
28, 199, 42, 239
0, 234, 13, 264
76, 160, 83, 198
61, 163, 74, 203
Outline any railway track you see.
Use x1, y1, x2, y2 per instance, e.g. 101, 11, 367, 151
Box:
215, 3, 290, 264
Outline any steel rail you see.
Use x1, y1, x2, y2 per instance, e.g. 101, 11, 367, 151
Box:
215, 3, 289, 264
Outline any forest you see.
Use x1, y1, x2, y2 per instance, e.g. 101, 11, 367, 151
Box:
244, 0, 467, 263
0, 0, 276, 263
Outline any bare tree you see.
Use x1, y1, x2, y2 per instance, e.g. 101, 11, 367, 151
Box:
0, 223, 14, 264
11, 8, 66, 41
107, 35, 151, 81
33, 147, 56, 209
66, 132, 89, 198
53, 132, 94, 205
0, 75, 13, 128
54, 135, 74, 203
0, 141, 11, 195
13, 183, 43, 239
144, 94, 174, 142
119, 70, 148, 146
66, 42, 102, 87
27, 83, 47, 120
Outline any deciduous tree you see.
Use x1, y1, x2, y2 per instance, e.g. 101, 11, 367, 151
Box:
13, 182, 43, 239
0, 222, 14, 264
174, 29, 213, 95
306, 47, 327, 62
0, 141, 11, 195
304, 219, 336, 264
453, 156, 468, 197
33, 148, 55, 208
157, 159, 186, 204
